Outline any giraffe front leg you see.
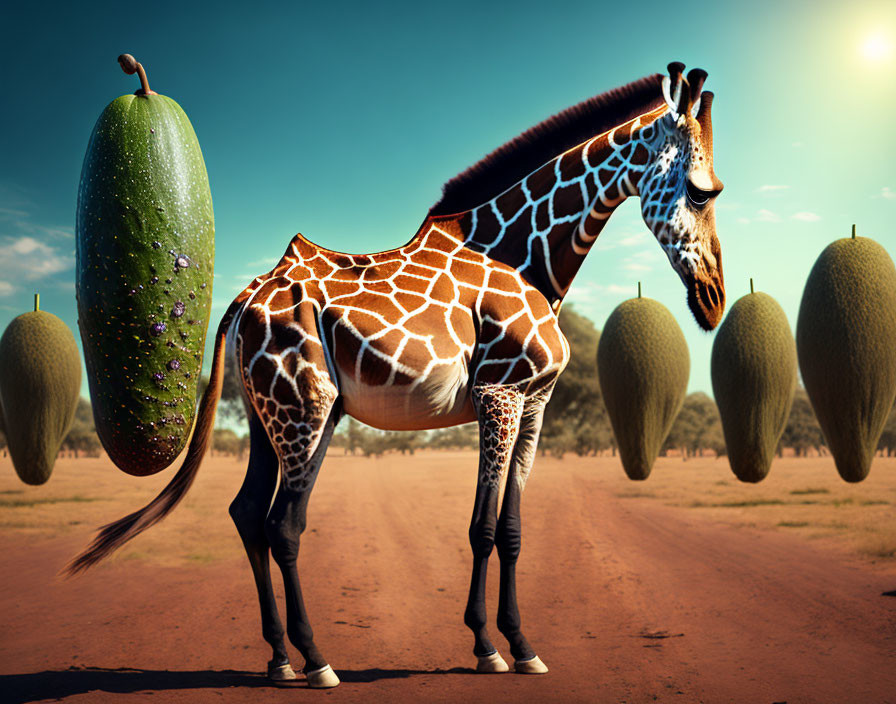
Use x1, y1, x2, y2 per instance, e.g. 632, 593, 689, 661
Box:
496, 394, 550, 674
465, 384, 524, 673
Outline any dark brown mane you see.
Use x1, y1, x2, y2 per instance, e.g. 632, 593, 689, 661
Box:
429, 73, 665, 216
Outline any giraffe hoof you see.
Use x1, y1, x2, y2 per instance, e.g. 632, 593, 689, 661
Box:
267, 661, 297, 681
514, 655, 549, 674
305, 664, 340, 688
476, 651, 510, 673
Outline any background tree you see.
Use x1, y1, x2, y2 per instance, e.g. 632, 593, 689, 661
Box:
219, 354, 249, 429
357, 428, 389, 458
62, 397, 102, 457
211, 428, 242, 456
540, 306, 611, 456
780, 386, 826, 457
197, 353, 249, 432
429, 423, 479, 450
876, 401, 896, 456
663, 392, 722, 458
703, 416, 727, 458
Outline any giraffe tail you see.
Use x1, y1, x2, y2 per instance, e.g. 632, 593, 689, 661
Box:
63, 300, 243, 576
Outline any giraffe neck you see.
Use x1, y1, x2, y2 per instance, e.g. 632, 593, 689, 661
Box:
455, 104, 669, 306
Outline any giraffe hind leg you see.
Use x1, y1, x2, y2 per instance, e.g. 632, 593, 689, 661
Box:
228, 409, 294, 681
256, 366, 343, 688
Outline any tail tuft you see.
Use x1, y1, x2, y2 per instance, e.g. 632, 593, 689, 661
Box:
63, 462, 196, 575
63, 303, 239, 577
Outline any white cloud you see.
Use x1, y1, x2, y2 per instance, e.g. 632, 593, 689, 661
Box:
756, 209, 782, 223
618, 232, 648, 247
565, 281, 599, 304
792, 142, 803, 148
11, 237, 43, 255
791, 211, 822, 222
622, 252, 654, 271
757, 185, 790, 193
28, 224, 74, 240
881, 186, 896, 200
0, 281, 14, 296
736, 217, 752, 225
0, 204, 73, 240
0, 236, 73, 281
566, 281, 640, 304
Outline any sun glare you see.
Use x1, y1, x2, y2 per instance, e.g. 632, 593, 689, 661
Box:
860, 32, 893, 62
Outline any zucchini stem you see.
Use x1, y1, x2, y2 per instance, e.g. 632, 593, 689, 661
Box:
117, 54, 157, 96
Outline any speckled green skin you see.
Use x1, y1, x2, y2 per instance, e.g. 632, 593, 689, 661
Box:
712, 292, 796, 483
796, 237, 896, 482
76, 93, 214, 476
0, 311, 81, 485
597, 297, 689, 480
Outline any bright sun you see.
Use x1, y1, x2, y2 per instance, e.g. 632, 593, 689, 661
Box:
860, 32, 893, 62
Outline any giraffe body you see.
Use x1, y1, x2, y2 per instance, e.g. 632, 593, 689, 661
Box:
69, 63, 725, 689
230, 222, 568, 438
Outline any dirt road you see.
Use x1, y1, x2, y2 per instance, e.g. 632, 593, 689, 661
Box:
1, 453, 894, 703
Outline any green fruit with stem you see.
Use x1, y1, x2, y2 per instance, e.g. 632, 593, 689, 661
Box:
76, 54, 214, 476
0, 294, 81, 485
796, 227, 896, 482
597, 287, 689, 479
711, 282, 796, 482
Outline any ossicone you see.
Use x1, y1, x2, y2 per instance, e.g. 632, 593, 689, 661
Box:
662, 62, 709, 119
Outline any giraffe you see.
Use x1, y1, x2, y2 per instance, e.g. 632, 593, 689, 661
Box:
68, 62, 725, 689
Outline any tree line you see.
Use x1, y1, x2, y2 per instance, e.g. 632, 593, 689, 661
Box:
2, 305, 894, 460
319, 307, 896, 459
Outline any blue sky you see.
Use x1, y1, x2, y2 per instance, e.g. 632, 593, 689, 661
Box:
1, 0, 894, 410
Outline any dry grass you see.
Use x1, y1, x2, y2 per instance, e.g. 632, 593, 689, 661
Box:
0, 453, 248, 567
0, 451, 894, 571
608, 454, 896, 565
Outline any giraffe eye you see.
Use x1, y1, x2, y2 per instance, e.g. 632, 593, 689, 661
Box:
686, 181, 714, 208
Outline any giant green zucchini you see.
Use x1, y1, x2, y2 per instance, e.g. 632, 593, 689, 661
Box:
76, 54, 214, 476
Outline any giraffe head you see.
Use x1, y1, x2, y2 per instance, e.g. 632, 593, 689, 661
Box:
637, 62, 725, 331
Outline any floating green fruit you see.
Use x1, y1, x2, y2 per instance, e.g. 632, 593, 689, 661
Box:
76, 54, 214, 476
0, 295, 81, 485
711, 286, 796, 482
796, 231, 896, 482
597, 294, 689, 479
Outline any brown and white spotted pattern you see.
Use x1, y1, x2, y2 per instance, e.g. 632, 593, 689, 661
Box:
217, 63, 725, 683
459, 99, 721, 312
460, 103, 670, 304
472, 384, 525, 488
228, 220, 571, 490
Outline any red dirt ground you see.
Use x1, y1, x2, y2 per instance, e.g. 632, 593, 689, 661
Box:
1, 452, 895, 703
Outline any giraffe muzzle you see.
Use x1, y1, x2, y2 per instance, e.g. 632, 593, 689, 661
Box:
687, 273, 725, 331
